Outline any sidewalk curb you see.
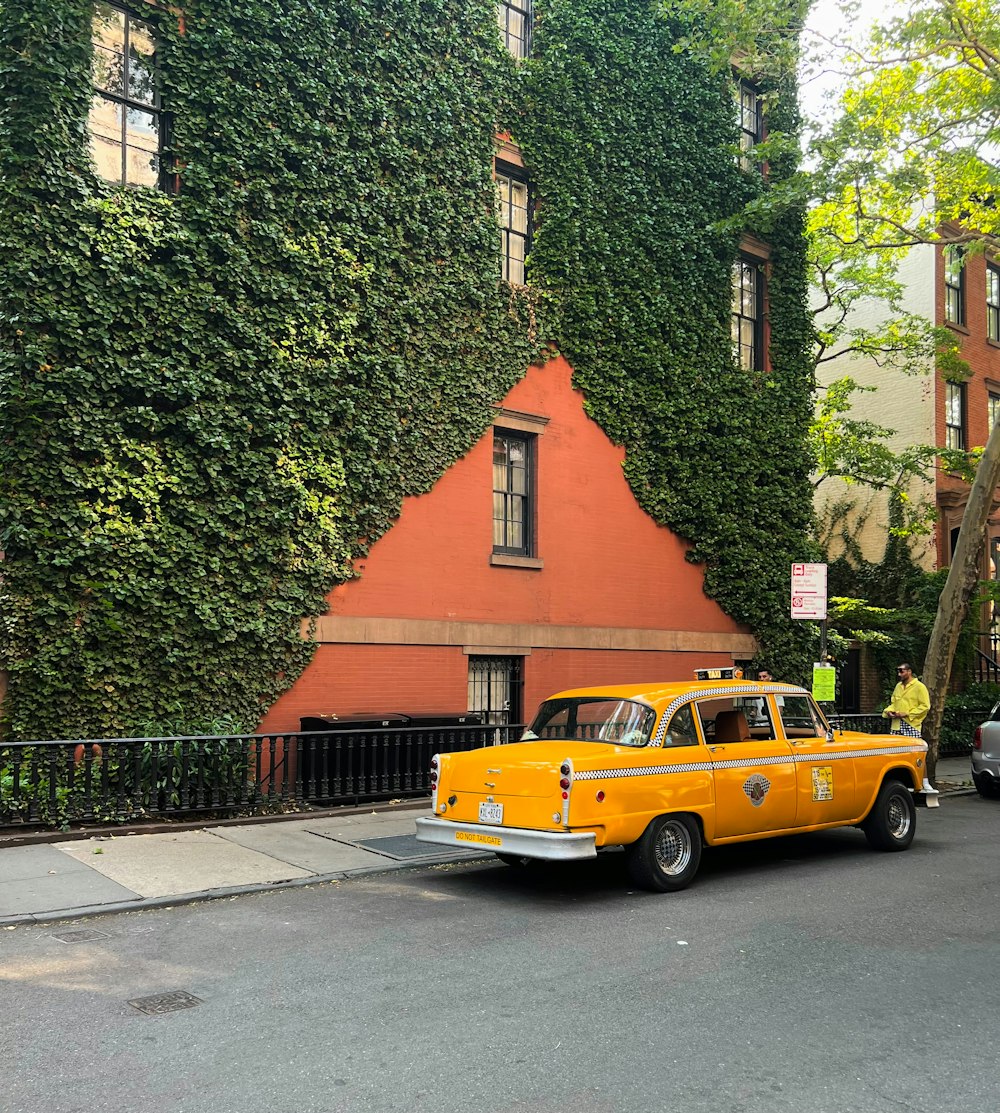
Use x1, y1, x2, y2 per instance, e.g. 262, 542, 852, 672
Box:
0, 797, 429, 849
0, 849, 492, 929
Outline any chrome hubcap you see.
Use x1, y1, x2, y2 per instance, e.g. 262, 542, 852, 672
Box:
654, 821, 692, 875
887, 793, 911, 839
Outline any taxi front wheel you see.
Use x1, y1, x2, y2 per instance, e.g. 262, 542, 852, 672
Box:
625, 814, 702, 892
862, 780, 916, 851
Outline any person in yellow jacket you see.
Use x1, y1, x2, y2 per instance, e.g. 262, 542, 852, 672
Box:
883, 662, 930, 737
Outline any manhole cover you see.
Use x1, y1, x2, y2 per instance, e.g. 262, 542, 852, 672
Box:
128, 991, 203, 1015
52, 929, 110, 944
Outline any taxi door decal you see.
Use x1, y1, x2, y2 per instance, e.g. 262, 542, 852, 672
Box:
811, 766, 834, 801
742, 773, 771, 806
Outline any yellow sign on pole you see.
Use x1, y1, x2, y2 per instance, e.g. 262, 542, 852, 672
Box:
812, 663, 836, 702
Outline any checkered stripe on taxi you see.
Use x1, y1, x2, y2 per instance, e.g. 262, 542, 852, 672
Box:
650, 683, 808, 747
574, 743, 926, 781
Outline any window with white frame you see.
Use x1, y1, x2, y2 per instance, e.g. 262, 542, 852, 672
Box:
944, 246, 965, 326
496, 163, 529, 285
497, 0, 531, 58
89, 1, 163, 188
945, 381, 966, 450
988, 263, 1000, 342
990, 391, 1000, 432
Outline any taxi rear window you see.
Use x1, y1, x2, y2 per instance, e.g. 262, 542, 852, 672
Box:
522, 698, 655, 746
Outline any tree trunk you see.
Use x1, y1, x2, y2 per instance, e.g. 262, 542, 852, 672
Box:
922, 417, 1000, 782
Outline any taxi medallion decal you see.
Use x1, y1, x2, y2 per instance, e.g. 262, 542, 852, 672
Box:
742, 773, 771, 807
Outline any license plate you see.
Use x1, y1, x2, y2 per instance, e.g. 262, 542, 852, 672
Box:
478, 801, 503, 825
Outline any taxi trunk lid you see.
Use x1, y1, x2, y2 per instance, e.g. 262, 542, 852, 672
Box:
438, 740, 616, 830
442, 740, 611, 798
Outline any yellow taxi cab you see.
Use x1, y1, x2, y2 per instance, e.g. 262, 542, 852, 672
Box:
414, 667, 939, 891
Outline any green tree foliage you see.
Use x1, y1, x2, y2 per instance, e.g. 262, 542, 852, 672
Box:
515, 0, 817, 676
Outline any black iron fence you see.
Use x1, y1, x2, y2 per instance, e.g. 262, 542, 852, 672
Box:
830, 710, 986, 755
0, 723, 525, 829
297, 723, 523, 804
1, 711, 986, 831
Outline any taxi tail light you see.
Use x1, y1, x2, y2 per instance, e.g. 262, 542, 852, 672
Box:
559, 759, 573, 824
973, 726, 982, 751
430, 755, 440, 796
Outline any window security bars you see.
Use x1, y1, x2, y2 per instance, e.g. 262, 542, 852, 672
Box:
945, 380, 965, 450
493, 429, 533, 555
988, 264, 1000, 343
89, 1, 162, 187
736, 81, 762, 172
496, 167, 530, 284
944, 247, 965, 326
732, 258, 763, 371
468, 656, 523, 726
498, 0, 531, 58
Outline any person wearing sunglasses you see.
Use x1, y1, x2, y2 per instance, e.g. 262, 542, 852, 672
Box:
883, 663, 930, 737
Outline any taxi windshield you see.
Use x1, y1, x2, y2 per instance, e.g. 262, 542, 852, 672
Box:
521, 697, 655, 746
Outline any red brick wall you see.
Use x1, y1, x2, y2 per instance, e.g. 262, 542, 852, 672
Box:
259, 356, 750, 733
935, 245, 1000, 568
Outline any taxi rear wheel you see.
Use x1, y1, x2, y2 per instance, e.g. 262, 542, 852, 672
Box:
862, 779, 916, 851
625, 814, 701, 892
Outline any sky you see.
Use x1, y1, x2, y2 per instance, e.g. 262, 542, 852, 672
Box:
798, 0, 908, 124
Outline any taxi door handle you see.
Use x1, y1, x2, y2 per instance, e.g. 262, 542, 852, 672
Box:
709, 745, 724, 753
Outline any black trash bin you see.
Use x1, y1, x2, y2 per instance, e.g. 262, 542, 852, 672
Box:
298, 714, 409, 802
297, 712, 486, 803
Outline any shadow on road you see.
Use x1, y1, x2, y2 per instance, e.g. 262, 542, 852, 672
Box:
423, 824, 888, 904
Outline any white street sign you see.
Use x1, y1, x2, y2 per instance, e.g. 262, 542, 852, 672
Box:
791, 562, 828, 620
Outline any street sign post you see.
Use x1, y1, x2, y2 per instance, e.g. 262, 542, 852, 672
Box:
790, 563, 828, 620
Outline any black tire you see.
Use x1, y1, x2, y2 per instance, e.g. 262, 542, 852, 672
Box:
973, 772, 1000, 799
624, 814, 702, 892
862, 780, 916, 851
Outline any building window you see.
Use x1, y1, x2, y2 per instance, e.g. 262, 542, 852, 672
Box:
988, 264, 1000, 342
732, 257, 763, 371
493, 428, 534, 556
990, 391, 1000, 432
498, 0, 531, 59
944, 246, 965, 326
89, 1, 163, 188
468, 656, 523, 725
945, 381, 966, 450
735, 81, 762, 172
496, 163, 529, 285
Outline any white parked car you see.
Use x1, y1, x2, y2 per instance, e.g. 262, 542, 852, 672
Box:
972, 707, 1000, 798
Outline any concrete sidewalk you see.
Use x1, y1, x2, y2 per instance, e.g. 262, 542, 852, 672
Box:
0, 754, 978, 927
0, 802, 489, 927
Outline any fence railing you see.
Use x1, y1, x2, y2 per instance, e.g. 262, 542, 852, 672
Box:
297, 723, 524, 805
1, 711, 985, 830
830, 710, 986, 755
0, 724, 526, 829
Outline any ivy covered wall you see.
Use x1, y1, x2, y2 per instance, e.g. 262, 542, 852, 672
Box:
0, 0, 815, 742
514, 3, 816, 674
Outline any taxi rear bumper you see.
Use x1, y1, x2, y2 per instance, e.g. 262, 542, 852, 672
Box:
415, 816, 597, 860
915, 777, 940, 808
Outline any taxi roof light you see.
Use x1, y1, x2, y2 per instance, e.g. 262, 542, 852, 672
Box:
694, 666, 744, 681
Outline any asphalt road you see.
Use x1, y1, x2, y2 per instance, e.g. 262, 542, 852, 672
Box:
3, 795, 998, 1113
